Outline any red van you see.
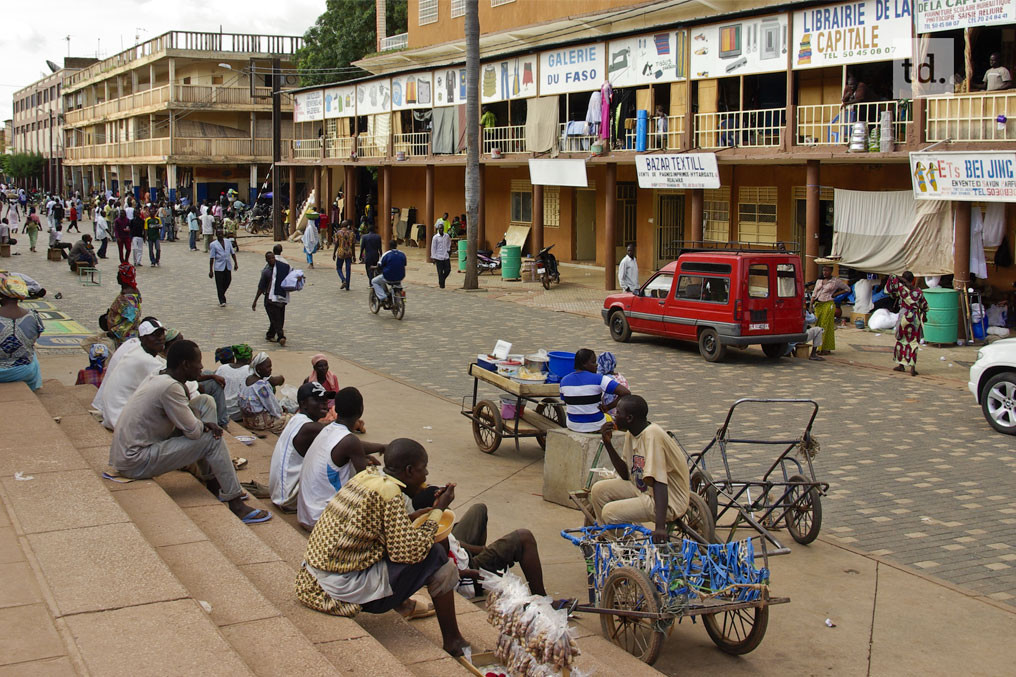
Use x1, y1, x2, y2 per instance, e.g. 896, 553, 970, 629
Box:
602, 250, 807, 362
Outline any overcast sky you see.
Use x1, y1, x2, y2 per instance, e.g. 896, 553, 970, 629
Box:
1, 0, 326, 125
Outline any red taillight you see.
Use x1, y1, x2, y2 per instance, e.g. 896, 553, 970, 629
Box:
400, 290, 406, 297
734, 299, 743, 321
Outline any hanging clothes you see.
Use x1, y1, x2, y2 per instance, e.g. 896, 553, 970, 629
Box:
586, 90, 602, 138
971, 206, 988, 279
599, 82, 613, 141
982, 202, 1006, 248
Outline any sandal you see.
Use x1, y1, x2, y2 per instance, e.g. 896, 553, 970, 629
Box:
232, 457, 248, 470
240, 508, 272, 524
240, 480, 271, 499
398, 594, 436, 620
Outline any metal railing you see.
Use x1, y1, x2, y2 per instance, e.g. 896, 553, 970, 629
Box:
926, 91, 1016, 142
65, 136, 277, 162
64, 84, 284, 125
356, 134, 389, 159
325, 137, 354, 158
482, 125, 525, 154
558, 122, 599, 152
796, 102, 909, 146
380, 33, 408, 52
392, 132, 430, 157
695, 108, 786, 149
622, 115, 686, 150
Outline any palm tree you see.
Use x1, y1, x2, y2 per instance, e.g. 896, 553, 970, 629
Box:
463, 0, 480, 289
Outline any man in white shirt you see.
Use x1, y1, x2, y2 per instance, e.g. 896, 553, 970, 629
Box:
982, 52, 1012, 91
269, 382, 330, 512
617, 243, 638, 293
93, 319, 167, 429
430, 223, 451, 289
199, 211, 215, 252
94, 211, 110, 259
208, 227, 238, 307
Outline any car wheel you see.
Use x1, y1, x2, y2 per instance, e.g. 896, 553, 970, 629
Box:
981, 371, 1016, 435
698, 327, 727, 362
609, 311, 632, 342
761, 343, 786, 359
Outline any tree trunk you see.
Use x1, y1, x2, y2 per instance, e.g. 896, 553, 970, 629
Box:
463, 0, 480, 289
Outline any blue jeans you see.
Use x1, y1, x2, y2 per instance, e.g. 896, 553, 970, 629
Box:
372, 274, 395, 301
148, 239, 161, 264
336, 257, 351, 286
189, 229, 198, 249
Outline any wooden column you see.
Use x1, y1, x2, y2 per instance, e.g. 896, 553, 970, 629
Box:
344, 166, 355, 221
604, 163, 617, 290
477, 164, 486, 249
425, 164, 435, 262
805, 160, 820, 282
381, 164, 392, 242
533, 184, 544, 257
690, 189, 704, 242
288, 166, 296, 236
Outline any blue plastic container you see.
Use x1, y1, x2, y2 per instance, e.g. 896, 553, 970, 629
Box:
973, 317, 987, 340
635, 110, 648, 152
547, 351, 575, 379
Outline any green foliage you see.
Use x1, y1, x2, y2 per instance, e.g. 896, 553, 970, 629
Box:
297, 0, 408, 87
1, 153, 45, 180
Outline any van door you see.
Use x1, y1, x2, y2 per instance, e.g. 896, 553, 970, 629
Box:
628, 272, 672, 334
743, 262, 772, 338
774, 261, 804, 335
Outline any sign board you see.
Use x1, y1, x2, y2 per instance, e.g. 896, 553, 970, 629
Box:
916, 0, 1016, 32
607, 30, 687, 87
433, 66, 466, 107
323, 85, 355, 119
293, 90, 323, 123
539, 42, 604, 95
690, 14, 789, 80
356, 79, 391, 115
481, 55, 539, 103
528, 159, 589, 187
793, 0, 912, 70
391, 72, 434, 110
635, 153, 721, 189
910, 151, 1016, 202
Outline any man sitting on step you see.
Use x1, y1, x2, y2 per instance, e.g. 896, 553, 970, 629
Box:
269, 382, 331, 513
295, 439, 470, 656
92, 318, 166, 429
108, 339, 271, 525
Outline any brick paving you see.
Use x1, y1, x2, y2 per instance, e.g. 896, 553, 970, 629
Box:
13, 224, 1016, 604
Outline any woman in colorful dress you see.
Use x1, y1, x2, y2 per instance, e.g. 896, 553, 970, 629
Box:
809, 266, 850, 355
0, 273, 46, 390
238, 352, 290, 434
106, 263, 142, 347
885, 271, 928, 376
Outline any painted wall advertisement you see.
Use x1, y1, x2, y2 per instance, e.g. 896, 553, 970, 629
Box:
293, 90, 323, 123
916, 0, 1016, 33
538, 42, 604, 95
635, 153, 721, 190
481, 55, 538, 104
433, 67, 466, 107
323, 85, 355, 119
689, 14, 789, 80
391, 72, 433, 110
792, 0, 913, 70
607, 30, 687, 87
356, 79, 391, 115
910, 152, 1016, 202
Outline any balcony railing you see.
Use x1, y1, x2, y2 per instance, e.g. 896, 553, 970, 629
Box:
380, 33, 408, 52
65, 138, 170, 161
356, 135, 388, 159
482, 125, 525, 154
797, 101, 909, 146
926, 91, 1016, 142
65, 137, 277, 162
393, 132, 431, 157
559, 122, 600, 152
622, 115, 686, 150
695, 108, 786, 149
291, 138, 322, 159
326, 137, 354, 159
64, 84, 284, 126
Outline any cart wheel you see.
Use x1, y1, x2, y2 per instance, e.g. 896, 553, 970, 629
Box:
690, 469, 718, 521
599, 568, 665, 666
703, 604, 769, 655
534, 399, 565, 450
681, 493, 716, 544
784, 474, 822, 544
471, 400, 503, 454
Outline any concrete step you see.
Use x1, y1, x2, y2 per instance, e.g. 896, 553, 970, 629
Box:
0, 381, 255, 676
38, 379, 415, 677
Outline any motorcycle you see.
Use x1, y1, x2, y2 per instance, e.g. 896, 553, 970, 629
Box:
536, 243, 561, 290
367, 266, 406, 320
477, 237, 507, 275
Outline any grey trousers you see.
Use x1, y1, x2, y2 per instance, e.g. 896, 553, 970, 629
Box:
122, 394, 243, 501
198, 373, 229, 427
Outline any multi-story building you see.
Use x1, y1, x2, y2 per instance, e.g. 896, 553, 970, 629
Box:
61, 31, 302, 204
12, 58, 97, 192
282, 0, 1016, 298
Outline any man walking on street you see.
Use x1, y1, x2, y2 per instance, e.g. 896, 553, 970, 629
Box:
209, 228, 238, 307
359, 223, 382, 281
431, 223, 451, 289
253, 251, 291, 346
129, 210, 145, 267
187, 207, 200, 251
332, 219, 356, 291
145, 208, 162, 266
200, 208, 215, 252
618, 243, 638, 293
94, 209, 110, 259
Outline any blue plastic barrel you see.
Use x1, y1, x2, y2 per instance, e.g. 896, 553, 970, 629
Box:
636, 110, 648, 152
547, 351, 575, 379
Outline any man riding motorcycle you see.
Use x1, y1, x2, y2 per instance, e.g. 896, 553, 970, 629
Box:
371, 239, 407, 307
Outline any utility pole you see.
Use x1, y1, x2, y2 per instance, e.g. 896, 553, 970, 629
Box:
463, 0, 479, 289
271, 56, 284, 241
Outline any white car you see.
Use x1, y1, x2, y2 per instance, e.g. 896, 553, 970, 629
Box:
968, 338, 1016, 435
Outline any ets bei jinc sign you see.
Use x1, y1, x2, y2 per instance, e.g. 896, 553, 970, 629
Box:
539, 42, 604, 95
910, 152, 1016, 202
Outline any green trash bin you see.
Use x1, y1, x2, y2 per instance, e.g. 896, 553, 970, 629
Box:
501, 245, 522, 280
457, 239, 468, 273
923, 288, 959, 344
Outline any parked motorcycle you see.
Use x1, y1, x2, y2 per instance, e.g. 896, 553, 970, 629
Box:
536, 244, 560, 290
477, 237, 507, 275
367, 266, 406, 320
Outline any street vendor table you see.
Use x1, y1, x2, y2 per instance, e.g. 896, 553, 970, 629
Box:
461, 363, 565, 454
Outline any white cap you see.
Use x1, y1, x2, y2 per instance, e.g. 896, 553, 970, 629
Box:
138, 320, 164, 337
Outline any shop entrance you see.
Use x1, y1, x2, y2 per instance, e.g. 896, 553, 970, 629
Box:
575, 189, 597, 261
655, 193, 685, 269
792, 187, 834, 262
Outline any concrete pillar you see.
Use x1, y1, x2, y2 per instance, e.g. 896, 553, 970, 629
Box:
805, 160, 820, 282
533, 184, 544, 256
344, 166, 356, 221
323, 167, 331, 213
103, 165, 110, 194
249, 164, 258, 204
288, 166, 297, 236
192, 165, 200, 204
425, 164, 434, 262
477, 164, 486, 250
167, 164, 178, 203
131, 165, 141, 202
381, 164, 392, 242
690, 189, 704, 242
604, 163, 617, 290
147, 165, 157, 203
168, 58, 175, 100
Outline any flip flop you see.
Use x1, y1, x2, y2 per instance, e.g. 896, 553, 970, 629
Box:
241, 509, 272, 524
399, 594, 436, 620
232, 457, 248, 470
240, 480, 271, 499
101, 468, 136, 483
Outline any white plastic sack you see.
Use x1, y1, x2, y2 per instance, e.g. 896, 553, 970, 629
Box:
971, 302, 985, 324
987, 326, 1011, 337
281, 269, 305, 292
869, 308, 899, 331
987, 303, 1007, 327
853, 279, 874, 314
277, 385, 299, 413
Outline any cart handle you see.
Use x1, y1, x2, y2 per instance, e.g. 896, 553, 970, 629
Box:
716, 398, 820, 440
560, 523, 649, 546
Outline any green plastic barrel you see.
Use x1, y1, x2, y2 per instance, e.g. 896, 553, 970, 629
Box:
501, 245, 522, 280
457, 239, 468, 272
923, 288, 959, 344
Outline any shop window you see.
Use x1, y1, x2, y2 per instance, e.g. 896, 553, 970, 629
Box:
511, 190, 532, 223
738, 186, 777, 244
491, 0, 515, 6
451, 0, 465, 18
211, 75, 223, 85
544, 187, 560, 228
703, 187, 729, 243
419, 0, 438, 25
510, 180, 558, 226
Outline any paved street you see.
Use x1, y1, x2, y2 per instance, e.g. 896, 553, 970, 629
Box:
13, 228, 1016, 604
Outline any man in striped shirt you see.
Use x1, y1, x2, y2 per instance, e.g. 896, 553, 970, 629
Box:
559, 349, 631, 433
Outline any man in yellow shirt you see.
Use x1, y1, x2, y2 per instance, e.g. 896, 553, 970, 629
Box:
591, 395, 689, 543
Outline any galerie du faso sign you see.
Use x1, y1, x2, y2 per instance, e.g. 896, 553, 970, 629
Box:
539, 42, 604, 95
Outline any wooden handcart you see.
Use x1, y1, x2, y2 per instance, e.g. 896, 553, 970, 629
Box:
461, 363, 565, 454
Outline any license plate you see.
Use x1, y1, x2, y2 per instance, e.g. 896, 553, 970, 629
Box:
537, 268, 546, 275
749, 323, 769, 331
